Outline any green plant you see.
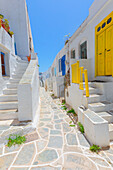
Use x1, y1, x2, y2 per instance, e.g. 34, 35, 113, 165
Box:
70, 124, 75, 127
51, 94, 54, 97
61, 105, 67, 110
69, 121, 72, 124
67, 108, 77, 115
78, 122, 84, 134
9, 31, 14, 35
7, 134, 26, 148
62, 101, 66, 105
0, 14, 4, 19
4, 19, 10, 32
38, 64, 40, 67
90, 145, 101, 153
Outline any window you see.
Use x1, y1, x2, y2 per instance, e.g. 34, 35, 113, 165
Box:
71, 49, 75, 59
80, 41, 87, 59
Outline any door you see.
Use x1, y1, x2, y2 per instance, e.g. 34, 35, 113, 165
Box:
61, 55, 66, 76
105, 25, 113, 75
1, 52, 6, 76
97, 31, 105, 76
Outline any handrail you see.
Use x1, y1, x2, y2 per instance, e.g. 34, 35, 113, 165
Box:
71, 61, 89, 97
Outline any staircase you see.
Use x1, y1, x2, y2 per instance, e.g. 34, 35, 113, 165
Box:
82, 82, 113, 141
0, 59, 28, 120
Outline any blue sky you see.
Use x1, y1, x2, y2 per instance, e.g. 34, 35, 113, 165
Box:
26, 0, 94, 72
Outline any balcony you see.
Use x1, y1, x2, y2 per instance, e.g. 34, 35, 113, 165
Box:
0, 26, 14, 52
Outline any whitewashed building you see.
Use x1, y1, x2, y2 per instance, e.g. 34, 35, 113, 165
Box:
45, 0, 113, 147
0, 0, 40, 124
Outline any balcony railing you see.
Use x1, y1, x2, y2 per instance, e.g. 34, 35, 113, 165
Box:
71, 60, 89, 97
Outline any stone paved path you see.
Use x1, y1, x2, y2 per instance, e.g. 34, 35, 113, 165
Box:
1, 88, 113, 169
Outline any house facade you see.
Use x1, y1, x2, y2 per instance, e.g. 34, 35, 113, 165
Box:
0, 0, 40, 125
44, 0, 113, 147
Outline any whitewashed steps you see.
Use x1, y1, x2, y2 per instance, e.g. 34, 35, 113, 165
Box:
12, 74, 22, 79
16, 63, 28, 68
0, 95, 17, 102
0, 109, 18, 120
7, 83, 18, 89
3, 89, 17, 95
0, 101, 18, 110
14, 70, 25, 75
83, 94, 105, 104
97, 112, 113, 123
83, 87, 98, 95
10, 78, 20, 84
88, 101, 113, 112
17, 60, 28, 64
83, 82, 93, 88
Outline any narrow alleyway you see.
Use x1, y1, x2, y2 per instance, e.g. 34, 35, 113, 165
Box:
0, 88, 113, 169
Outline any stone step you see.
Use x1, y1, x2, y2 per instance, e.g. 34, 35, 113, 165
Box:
83, 94, 105, 107
13, 71, 24, 76
3, 88, 17, 95
12, 74, 22, 79
7, 83, 18, 89
16, 63, 28, 68
0, 109, 18, 120
109, 124, 113, 141
97, 112, 113, 123
83, 82, 93, 88
0, 101, 18, 110
83, 87, 98, 95
13, 70, 25, 75
88, 101, 113, 112
14, 66, 27, 71
17, 60, 28, 64
0, 94, 17, 102
10, 78, 20, 84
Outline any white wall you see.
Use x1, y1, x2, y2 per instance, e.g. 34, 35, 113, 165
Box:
0, 0, 34, 59
18, 59, 40, 122
65, 84, 83, 113
53, 76, 65, 97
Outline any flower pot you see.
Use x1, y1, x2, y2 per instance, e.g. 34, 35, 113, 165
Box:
5, 26, 10, 32
0, 19, 2, 28
27, 56, 31, 62
2, 22, 5, 30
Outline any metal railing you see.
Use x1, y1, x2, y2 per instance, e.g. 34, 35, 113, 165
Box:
71, 61, 89, 97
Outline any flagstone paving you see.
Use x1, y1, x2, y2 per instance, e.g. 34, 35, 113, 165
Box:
1, 87, 113, 169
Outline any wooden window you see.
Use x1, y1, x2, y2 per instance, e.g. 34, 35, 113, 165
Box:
71, 49, 75, 59
80, 41, 87, 59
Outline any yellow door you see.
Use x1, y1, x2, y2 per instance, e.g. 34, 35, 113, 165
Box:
97, 31, 105, 76
105, 25, 113, 75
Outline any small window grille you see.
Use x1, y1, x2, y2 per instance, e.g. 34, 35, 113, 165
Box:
102, 22, 106, 28
97, 27, 101, 32
107, 17, 112, 24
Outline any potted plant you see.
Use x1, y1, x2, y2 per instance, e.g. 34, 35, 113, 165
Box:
27, 55, 31, 62
0, 14, 4, 28
4, 19, 10, 32
8, 30, 14, 37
